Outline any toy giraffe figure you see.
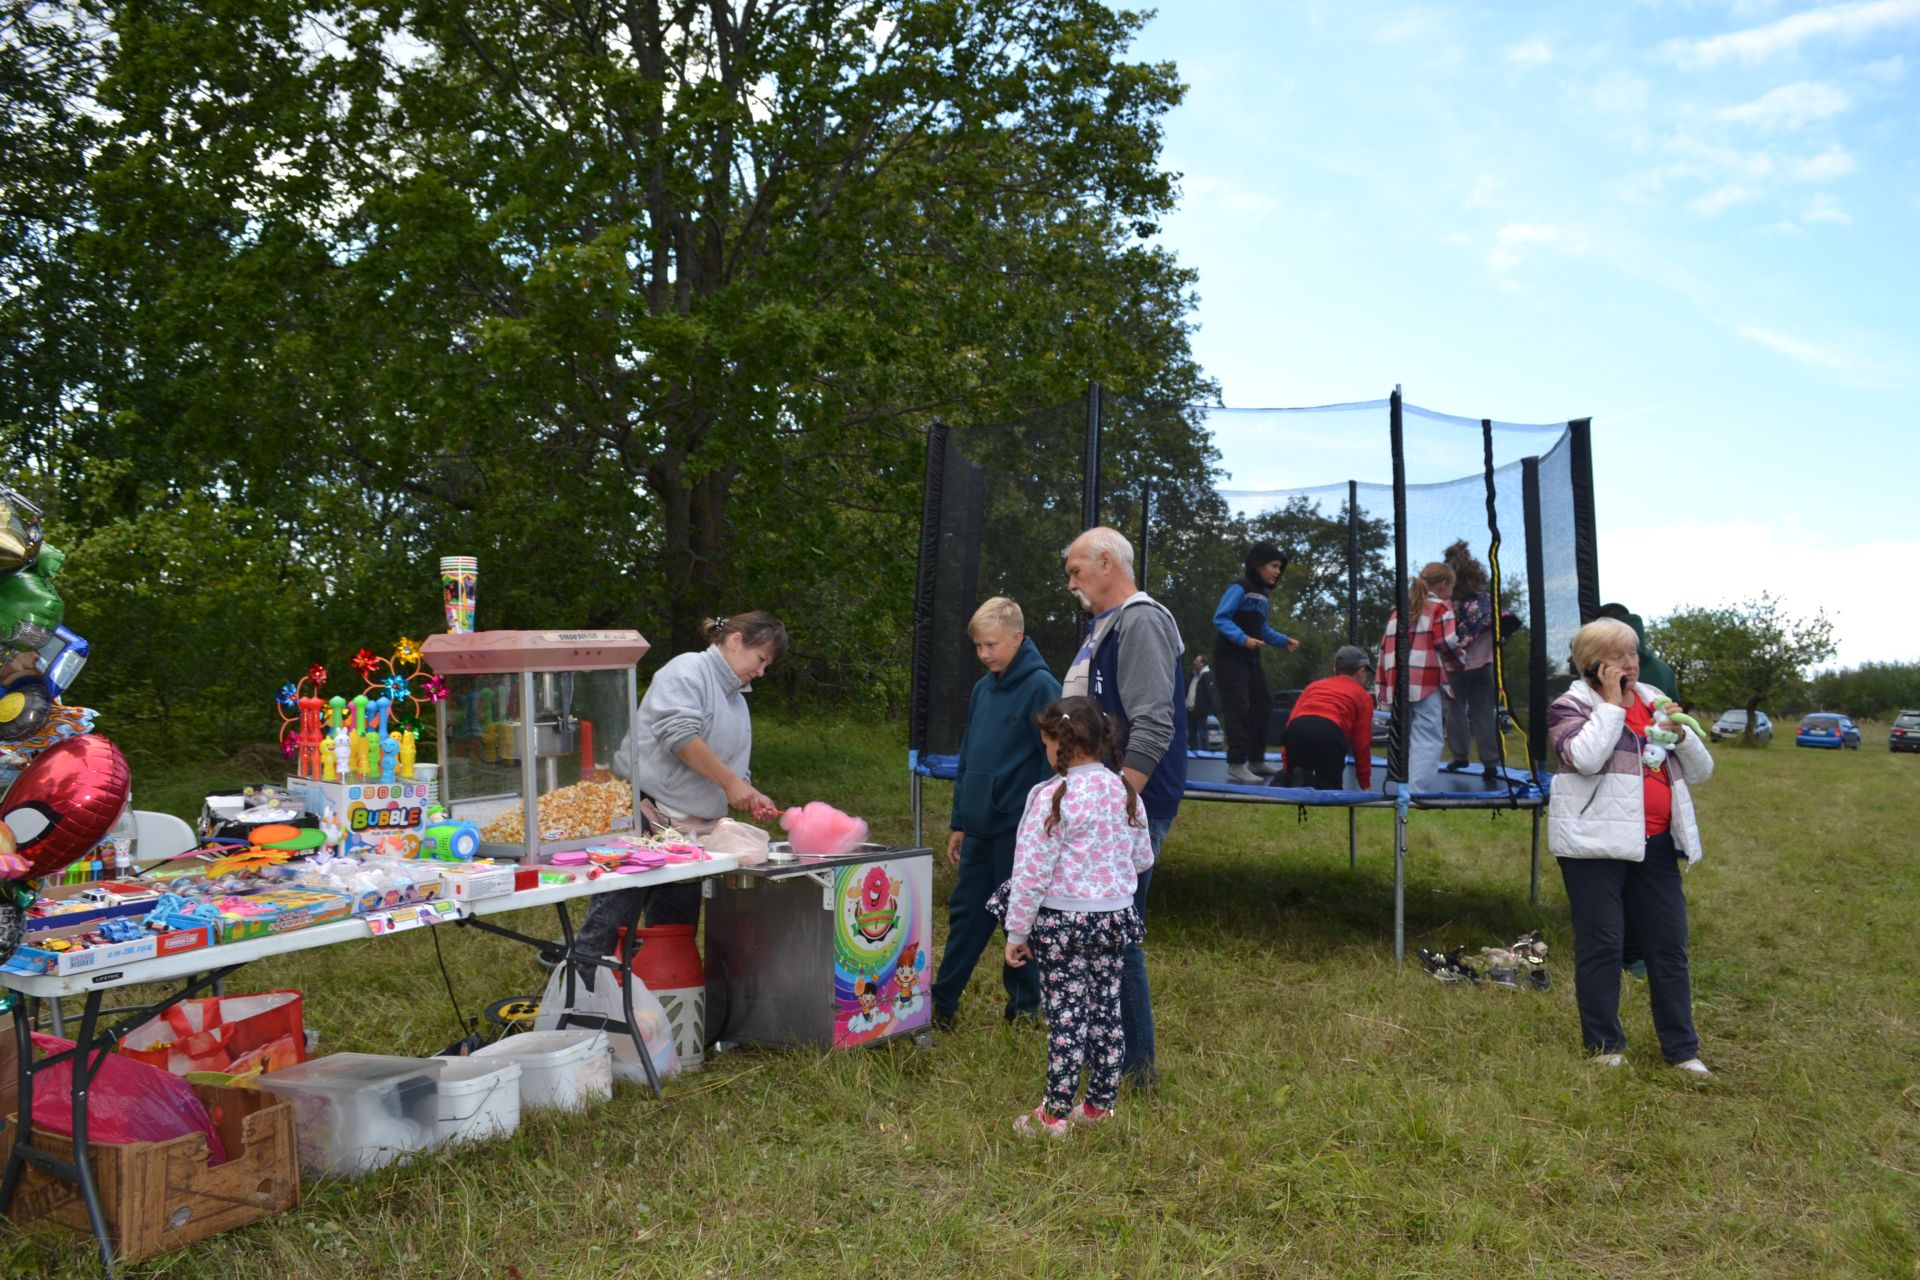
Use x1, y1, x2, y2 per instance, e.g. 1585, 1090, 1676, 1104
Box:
398, 727, 417, 779
333, 726, 351, 782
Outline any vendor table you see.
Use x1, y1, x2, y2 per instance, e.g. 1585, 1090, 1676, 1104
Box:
705, 846, 933, 1052
0, 855, 737, 1275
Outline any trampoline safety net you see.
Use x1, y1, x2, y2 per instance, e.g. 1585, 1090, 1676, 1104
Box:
912, 391, 1599, 782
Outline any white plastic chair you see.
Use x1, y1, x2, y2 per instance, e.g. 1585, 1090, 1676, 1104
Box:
131, 809, 198, 866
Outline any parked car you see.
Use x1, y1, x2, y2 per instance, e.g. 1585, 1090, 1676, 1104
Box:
1711, 709, 1773, 745
1264, 689, 1304, 749
1795, 713, 1860, 749
1372, 706, 1391, 746
1891, 709, 1920, 753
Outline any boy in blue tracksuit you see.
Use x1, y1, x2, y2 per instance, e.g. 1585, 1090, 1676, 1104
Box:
1213, 541, 1300, 784
932, 597, 1059, 1028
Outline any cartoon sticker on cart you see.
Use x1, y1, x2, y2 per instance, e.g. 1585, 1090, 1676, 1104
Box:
831, 859, 932, 1047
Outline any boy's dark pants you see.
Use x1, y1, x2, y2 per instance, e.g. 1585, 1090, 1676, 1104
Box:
932, 831, 1040, 1020
1557, 833, 1699, 1063
1213, 651, 1271, 767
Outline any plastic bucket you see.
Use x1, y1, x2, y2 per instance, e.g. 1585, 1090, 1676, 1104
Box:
619, 924, 706, 1070
471, 1030, 611, 1111
432, 1057, 521, 1145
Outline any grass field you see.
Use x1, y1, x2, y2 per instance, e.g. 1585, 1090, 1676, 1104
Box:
4, 718, 1917, 1278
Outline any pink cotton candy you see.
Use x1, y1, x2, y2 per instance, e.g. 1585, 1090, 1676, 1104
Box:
780, 802, 869, 857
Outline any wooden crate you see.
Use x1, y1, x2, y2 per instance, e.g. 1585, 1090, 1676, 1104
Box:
8, 1083, 301, 1263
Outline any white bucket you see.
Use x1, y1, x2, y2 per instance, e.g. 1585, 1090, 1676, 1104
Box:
433, 1057, 522, 1145
472, 1030, 611, 1111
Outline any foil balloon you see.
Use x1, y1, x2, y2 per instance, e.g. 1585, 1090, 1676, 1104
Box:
0, 733, 131, 881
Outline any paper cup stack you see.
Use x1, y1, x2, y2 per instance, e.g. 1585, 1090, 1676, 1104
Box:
439, 556, 477, 633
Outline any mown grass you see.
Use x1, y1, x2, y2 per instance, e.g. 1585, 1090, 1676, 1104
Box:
4, 718, 1917, 1278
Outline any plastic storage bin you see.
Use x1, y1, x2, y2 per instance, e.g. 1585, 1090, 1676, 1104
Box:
471, 1030, 612, 1111
257, 1052, 444, 1177
433, 1056, 522, 1145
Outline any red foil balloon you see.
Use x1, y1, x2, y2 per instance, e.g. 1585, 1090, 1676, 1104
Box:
0, 734, 132, 880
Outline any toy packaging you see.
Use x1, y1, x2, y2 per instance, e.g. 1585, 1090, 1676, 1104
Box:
2, 919, 218, 977
436, 861, 515, 902
211, 888, 354, 944
285, 778, 428, 855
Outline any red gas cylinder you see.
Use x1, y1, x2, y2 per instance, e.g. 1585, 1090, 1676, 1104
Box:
616, 924, 707, 1069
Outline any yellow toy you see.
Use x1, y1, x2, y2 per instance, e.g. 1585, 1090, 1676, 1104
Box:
398, 727, 417, 779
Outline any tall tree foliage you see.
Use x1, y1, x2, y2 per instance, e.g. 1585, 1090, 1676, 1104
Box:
5, 1, 1211, 750
1649, 594, 1836, 744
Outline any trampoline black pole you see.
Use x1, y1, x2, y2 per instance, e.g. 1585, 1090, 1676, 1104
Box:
910, 420, 951, 844
1083, 383, 1103, 532
1389, 388, 1410, 964
1569, 417, 1600, 625
1137, 478, 1153, 586
1480, 418, 1516, 794
1347, 479, 1360, 646
1522, 456, 1550, 788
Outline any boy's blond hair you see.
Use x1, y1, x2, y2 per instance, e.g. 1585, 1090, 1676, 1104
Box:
968, 596, 1024, 639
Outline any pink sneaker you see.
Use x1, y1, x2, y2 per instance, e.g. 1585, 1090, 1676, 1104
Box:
1069, 1103, 1113, 1126
1013, 1107, 1071, 1138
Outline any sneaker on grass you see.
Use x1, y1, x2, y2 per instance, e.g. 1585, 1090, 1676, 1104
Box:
1672, 1058, 1713, 1077
1068, 1103, 1113, 1126
1591, 1052, 1626, 1068
1014, 1107, 1072, 1138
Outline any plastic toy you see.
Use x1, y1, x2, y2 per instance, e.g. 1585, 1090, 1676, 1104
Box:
1647, 696, 1705, 747
418, 820, 481, 861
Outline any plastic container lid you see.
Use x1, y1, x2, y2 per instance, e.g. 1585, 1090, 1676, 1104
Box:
471, 1030, 606, 1066
258, 1051, 445, 1096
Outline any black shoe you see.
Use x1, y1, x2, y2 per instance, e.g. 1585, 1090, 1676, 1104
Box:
1442, 760, 1470, 773
1121, 1063, 1159, 1096
932, 1008, 957, 1032
1004, 1009, 1044, 1030
1526, 968, 1552, 992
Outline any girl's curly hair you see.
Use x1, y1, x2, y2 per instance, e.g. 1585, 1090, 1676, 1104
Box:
1034, 696, 1143, 835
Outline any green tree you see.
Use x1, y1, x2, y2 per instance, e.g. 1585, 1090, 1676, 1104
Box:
1649, 594, 1836, 745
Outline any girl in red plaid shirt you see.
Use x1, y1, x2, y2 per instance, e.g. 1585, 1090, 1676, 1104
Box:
1377, 562, 1467, 790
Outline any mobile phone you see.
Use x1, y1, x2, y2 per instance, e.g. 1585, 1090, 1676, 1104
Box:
1582, 661, 1601, 687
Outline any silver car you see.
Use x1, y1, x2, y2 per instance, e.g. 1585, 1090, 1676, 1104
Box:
1711, 709, 1773, 745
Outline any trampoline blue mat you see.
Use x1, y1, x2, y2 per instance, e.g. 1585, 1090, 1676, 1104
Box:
912, 751, 1548, 804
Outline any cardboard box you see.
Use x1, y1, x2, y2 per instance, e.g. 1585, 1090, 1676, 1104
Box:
26, 881, 164, 933
7, 1083, 300, 1263
0, 922, 219, 978
437, 862, 516, 902
284, 776, 429, 855
212, 889, 353, 944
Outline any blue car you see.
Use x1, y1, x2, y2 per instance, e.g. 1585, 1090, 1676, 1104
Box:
1795, 713, 1860, 750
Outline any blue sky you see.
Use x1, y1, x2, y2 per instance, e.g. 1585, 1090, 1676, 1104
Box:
1133, 0, 1918, 667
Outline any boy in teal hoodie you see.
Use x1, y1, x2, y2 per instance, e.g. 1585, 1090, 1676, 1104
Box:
932, 597, 1059, 1027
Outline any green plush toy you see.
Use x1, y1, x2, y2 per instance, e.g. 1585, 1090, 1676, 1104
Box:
1646, 696, 1704, 746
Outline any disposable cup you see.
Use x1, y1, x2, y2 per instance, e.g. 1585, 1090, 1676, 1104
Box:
440, 556, 478, 633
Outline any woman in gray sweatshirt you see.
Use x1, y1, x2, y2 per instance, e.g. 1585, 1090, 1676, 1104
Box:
576, 612, 788, 952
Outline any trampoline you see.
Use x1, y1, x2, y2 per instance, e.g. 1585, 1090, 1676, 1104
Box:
909, 388, 1600, 960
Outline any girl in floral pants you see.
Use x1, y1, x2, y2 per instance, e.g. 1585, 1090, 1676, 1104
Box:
991, 697, 1155, 1137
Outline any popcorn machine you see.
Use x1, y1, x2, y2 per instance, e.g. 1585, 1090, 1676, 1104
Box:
420, 631, 649, 863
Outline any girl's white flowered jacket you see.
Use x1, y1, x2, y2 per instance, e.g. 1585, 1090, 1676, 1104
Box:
1003, 764, 1155, 944
1546, 678, 1713, 865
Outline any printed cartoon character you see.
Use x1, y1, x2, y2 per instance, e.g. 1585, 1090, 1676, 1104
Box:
893, 942, 923, 1013
852, 864, 900, 943
847, 976, 893, 1035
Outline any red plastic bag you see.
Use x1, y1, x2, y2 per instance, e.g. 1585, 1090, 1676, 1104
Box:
118, 990, 305, 1076
26, 1032, 228, 1164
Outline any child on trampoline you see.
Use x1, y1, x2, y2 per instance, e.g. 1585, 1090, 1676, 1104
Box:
1212, 542, 1300, 784
1377, 562, 1467, 791
1279, 645, 1376, 791
991, 696, 1154, 1137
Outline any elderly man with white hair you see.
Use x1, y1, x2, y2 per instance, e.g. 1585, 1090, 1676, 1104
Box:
1059, 525, 1185, 1092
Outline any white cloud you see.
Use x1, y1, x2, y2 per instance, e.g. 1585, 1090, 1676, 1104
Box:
1736, 325, 1886, 384
1802, 192, 1852, 222
1488, 221, 1591, 272
1603, 521, 1919, 667
1588, 72, 1652, 115
1661, 0, 1920, 68
1505, 37, 1554, 65
1688, 183, 1763, 214
1790, 145, 1855, 180
1372, 10, 1443, 44
1714, 80, 1852, 129
1862, 54, 1906, 81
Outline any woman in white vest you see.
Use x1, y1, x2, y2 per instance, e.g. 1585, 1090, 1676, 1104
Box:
1546, 618, 1714, 1075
